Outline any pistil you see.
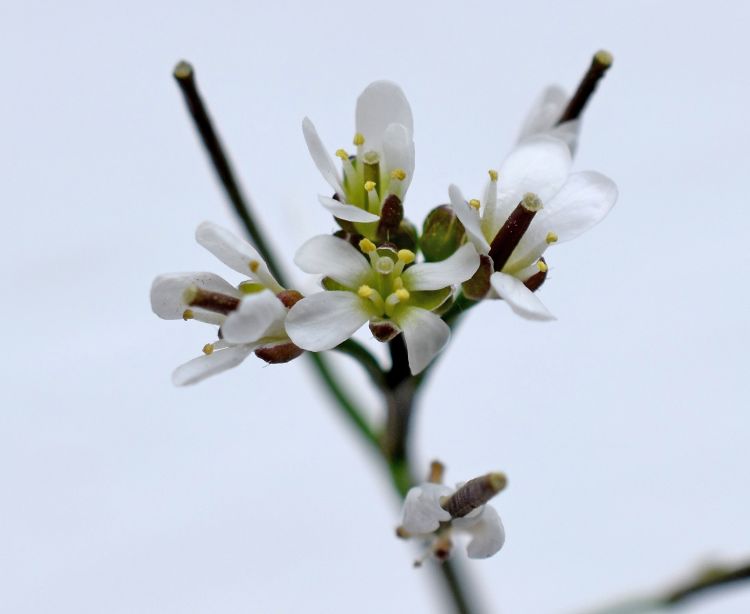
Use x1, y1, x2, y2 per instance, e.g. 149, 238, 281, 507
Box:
183, 286, 240, 315
488, 192, 543, 272
557, 50, 613, 124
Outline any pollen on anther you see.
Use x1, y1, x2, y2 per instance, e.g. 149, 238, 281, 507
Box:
249, 260, 260, 273
359, 238, 377, 253
353, 133, 365, 146
395, 288, 410, 301
469, 199, 481, 210
364, 180, 377, 192
398, 249, 415, 264
537, 260, 548, 273
335, 148, 349, 160
182, 309, 194, 321
488, 169, 499, 182
358, 285, 374, 298
391, 168, 406, 181
546, 231, 558, 244
202, 343, 214, 355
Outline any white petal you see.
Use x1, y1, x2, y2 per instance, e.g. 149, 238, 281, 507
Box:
302, 117, 343, 197
547, 120, 580, 154
517, 85, 569, 141
195, 222, 284, 293
490, 272, 555, 321
540, 171, 618, 242
355, 81, 414, 154
487, 136, 573, 239
447, 184, 491, 253
382, 123, 415, 194
171, 345, 254, 386
402, 244, 479, 291
397, 307, 451, 375
285, 291, 370, 351
463, 505, 506, 559
401, 483, 453, 534
221, 290, 287, 344
318, 195, 380, 222
150, 272, 239, 319
294, 235, 371, 288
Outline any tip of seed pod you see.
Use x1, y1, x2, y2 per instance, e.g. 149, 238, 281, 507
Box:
522, 192, 543, 212
488, 472, 508, 493
488, 169, 498, 182
173, 60, 193, 79
594, 49, 613, 68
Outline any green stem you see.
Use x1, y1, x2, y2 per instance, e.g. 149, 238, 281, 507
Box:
172, 61, 287, 285
333, 338, 387, 390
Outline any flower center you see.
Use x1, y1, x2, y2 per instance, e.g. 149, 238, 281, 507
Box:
357, 238, 416, 318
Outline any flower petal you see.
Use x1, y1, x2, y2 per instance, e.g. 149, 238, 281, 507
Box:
318, 195, 380, 222
463, 505, 506, 559
221, 290, 287, 344
294, 235, 371, 288
490, 271, 555, 321
448, 184, 491, 253
517, 85, 569, 141
397, 307, 451, 374
285, 291, 370, 351
355, 81, 414, 155
302, 117, 343, 197
171, 345, 254, 386
401, 483, 453, 534
382, 122, 415, 194
402, 244, 479, 291
487, 136, 573, 239
195, 222, 284, 293
150, 272, 239, 319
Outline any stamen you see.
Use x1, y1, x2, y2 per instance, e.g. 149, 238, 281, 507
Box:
335, 148, 349, 160
182, 309, 194, 320
358, 284, 384, 313
428, 460, 445, 484
441, 472, 508, 519
365, 180, 380, 212
536, 259, 548, 273
525, 257, 548, 292
364, 180, 377, 192
359, 238, 377, 254
239, 281, 265, 294
249, 260, 260, 273
395, 288, 410, 301
393, 249, 415, 275
546, 231, 558, 244
393, 277, 404, 290
352, 133, 365, 146
557, 49, 613, 124
488, 169, 498, 182
469, 198, 481, 211
363, 151, 380, 199
358, 284, 374, 298
202, 343, 214, 355
488, 192, 543, 272
390, 168, 406, 181
384, 289, 409, 317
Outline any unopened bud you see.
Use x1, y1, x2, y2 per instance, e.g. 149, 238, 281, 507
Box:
441, 472, 507, 519
462, 254, 493, 300
276, 290, 303, 308
377, 194, 404, 237
254, 342, 304, 364
428, 460, 445, 484
421, 205, 467, 262
369, 318, 401, 342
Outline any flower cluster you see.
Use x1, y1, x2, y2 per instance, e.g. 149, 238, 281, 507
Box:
152, 72, 616, 385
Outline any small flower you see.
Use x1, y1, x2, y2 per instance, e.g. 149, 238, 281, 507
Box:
302, 81, 415, 234
150, 222, 301, 385
285, 235, 479, 374
448, 135, 618, 320
400, 472, 507, 562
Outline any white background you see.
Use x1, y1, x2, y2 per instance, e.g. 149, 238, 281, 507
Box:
2, 1, 749, 613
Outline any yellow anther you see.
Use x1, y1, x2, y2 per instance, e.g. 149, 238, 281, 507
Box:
546, 231, 558, 244
182, 309, 194, 321
358, 284, 374, 298
364, 180, 377, 192
202, 343, 214, 355
249, 260, 260, 273
335, 148, 349, 160
397, 249, 415, 264
488, 169, 498, 182
393, 277, 404, 290
469, 199, 481, 210
359, 238, 377, 253
395, 288, 410, 301
353, 132, 365, 146
537, 260, 548, 273
390, 168, 406, 181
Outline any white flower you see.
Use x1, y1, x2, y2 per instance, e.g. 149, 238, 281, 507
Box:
285, 236, 479, 374
448, 135, 618, 320
302, 80, 415, 231
517, 85, 580, 152
401, 482, 505, 560
151, 222, 299, 385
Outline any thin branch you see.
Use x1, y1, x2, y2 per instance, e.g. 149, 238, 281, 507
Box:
172, 60, 287, 285
332, 338, 387, 391
578, 559, 750, 614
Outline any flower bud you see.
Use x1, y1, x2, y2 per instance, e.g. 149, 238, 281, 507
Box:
377, 194, 404, 237
462, 254, 493, 300
254, 341, 304, 364
421, 205, 466, 262
369, 318, 401, 342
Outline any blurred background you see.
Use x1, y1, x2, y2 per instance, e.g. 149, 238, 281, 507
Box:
2, 1, 749, 612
